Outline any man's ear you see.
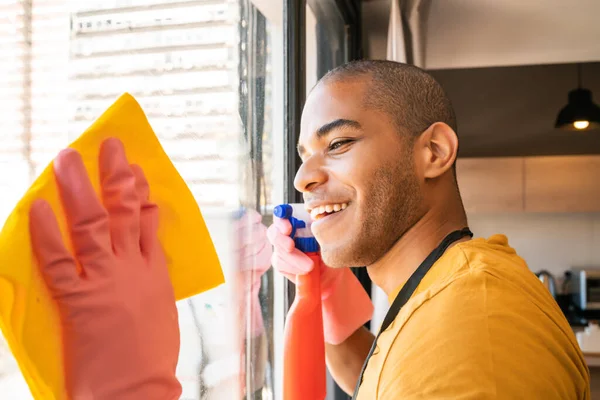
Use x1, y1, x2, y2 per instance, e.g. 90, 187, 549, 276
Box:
416, 122, 458, 179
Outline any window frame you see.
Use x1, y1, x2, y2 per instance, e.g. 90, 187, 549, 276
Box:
283, 1, 366, 399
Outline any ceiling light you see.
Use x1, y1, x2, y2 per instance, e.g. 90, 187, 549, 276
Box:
555, 64, 600, 131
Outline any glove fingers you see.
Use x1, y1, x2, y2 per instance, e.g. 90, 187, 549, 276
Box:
53, 148, 111, 276
130, 164, 160, 260
271, 250, 313, 275
99, 138, 140, 255
239, 237, 272, 275
272, 217, 292, 236
267, 224, 294, 253
29, 199, 80, 298
236, 219, 267, 251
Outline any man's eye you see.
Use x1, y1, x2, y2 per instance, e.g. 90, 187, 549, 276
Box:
328, 140, 353, 152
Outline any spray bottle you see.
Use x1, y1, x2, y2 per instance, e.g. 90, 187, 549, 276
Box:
274, 203, 327, 400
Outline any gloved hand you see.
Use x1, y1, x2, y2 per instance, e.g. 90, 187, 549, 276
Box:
267, 217, 373, 345
29, 138, 181, 400
228, 208, 272, 397
234, 208, 273, 337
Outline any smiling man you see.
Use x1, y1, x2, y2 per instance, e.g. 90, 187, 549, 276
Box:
268, 60, 590, 399
27, 60, 591, 399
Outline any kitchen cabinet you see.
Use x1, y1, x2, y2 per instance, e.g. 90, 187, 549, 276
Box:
456, 157, 524, 213
456, 155, 600, 213
524, 156, 600, 213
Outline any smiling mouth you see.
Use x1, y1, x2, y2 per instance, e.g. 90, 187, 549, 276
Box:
308, 202, 349, 221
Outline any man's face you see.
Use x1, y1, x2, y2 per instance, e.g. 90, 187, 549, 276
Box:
295, 78, 425, 268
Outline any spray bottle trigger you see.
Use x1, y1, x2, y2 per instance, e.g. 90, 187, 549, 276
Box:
289, 216, 305, 239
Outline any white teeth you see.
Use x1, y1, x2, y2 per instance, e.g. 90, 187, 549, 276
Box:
309, 202, 349, 219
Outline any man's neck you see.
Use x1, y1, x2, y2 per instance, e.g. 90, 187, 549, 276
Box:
366, 204, 469, 296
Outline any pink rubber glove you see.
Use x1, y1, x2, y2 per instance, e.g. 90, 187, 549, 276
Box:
234, 208, 273, 337
231, 208, 272, 397
29, 138, 181, 400
267, 217, 373, 345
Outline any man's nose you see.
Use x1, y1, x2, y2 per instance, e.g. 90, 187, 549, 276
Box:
294, 156, 327, 193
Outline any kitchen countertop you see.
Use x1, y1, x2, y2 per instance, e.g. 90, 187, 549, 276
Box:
571, 325, 600, 366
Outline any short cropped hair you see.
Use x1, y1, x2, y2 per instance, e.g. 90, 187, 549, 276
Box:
321, 60, 457, 140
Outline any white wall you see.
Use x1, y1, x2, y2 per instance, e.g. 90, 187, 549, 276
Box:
425, 0, 600, 70
362, 0, 600, 69
467, 212, 600, 287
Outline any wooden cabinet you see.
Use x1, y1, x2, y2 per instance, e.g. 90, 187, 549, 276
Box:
456, 157, 524, 213
456, 155, 600, 213
524, 156, 600, 212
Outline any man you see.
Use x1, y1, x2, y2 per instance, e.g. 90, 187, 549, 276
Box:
29, 60, 589, 398
267, 60, 590, 399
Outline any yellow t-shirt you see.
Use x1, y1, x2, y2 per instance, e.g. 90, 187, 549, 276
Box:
356, 234, 590, 399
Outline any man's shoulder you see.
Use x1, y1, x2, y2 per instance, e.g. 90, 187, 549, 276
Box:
374, 235, 589, 399
410, 234, 564, 328
419, 234, 533, 299
456, 234, 529, 272
442, 234, 536, 288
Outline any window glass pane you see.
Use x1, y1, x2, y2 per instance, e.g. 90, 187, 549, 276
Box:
0, 0, 284, 399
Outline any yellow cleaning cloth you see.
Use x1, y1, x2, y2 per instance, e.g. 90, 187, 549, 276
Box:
0, 93, 224, 399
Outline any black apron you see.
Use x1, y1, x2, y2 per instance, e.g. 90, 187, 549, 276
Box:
352, 227, 473, 399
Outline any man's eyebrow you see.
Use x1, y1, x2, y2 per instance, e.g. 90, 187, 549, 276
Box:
297, 119, 362, 157
316, 118, 361, 138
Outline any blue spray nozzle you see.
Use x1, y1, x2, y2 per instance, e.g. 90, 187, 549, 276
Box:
274, 204, 307, 237
273, 203, 319, 253
273, 204, 293, 219
290, 217, 305, 239
274, 204, 306, 236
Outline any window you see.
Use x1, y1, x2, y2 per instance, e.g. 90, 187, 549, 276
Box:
0, 0, 284, 399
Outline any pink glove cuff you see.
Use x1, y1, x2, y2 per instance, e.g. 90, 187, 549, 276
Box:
321, 268, 374, 345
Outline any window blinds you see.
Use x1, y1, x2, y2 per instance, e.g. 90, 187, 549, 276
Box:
1, 0, 244, 226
